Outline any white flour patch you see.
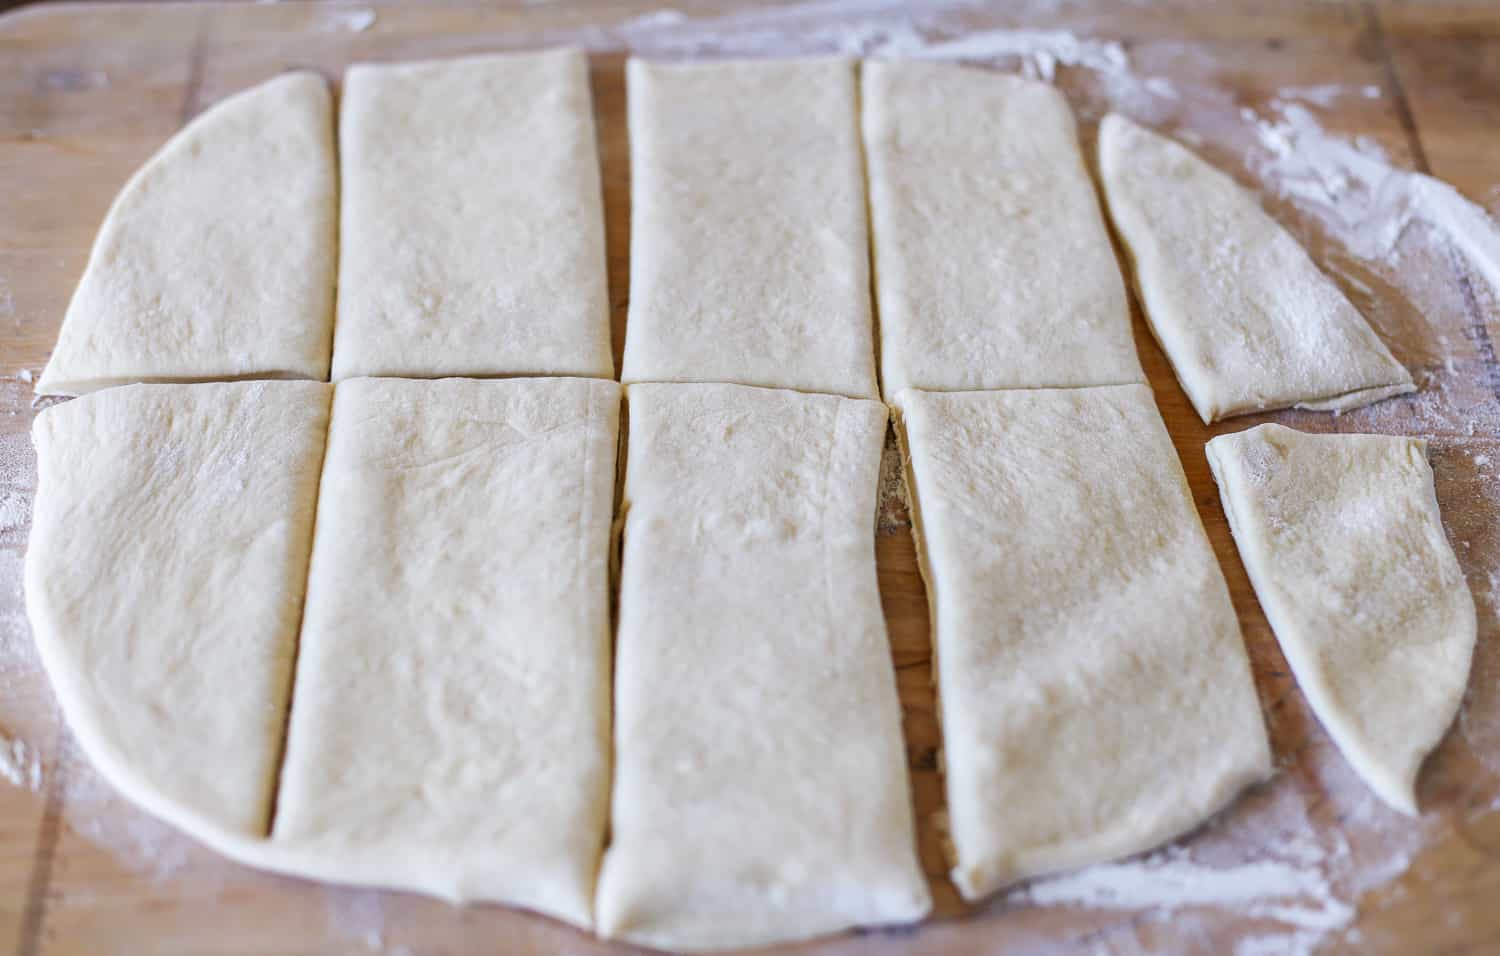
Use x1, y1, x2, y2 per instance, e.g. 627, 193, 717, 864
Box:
324, 888, 414, 956
59, 754, 200, 883
1018, 849, 1353, 930
866, 27, 1129, 81
321, 7, 376, 33
0, 735, 41, 790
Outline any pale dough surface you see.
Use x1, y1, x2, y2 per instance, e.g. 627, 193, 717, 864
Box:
893, 385, 1271, 901
863, 61, 1143, 397
332, 49, 612, 381
620, 59, 878, 399
37, 74, 337, 396
1097, 113, 1414, 423
274, 377, 618, 927
1206, 424, 1475, 815
597, 383, 929, 951
25, 381, 330, 841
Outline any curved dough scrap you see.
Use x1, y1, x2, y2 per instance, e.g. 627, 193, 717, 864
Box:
597, 383, 929, 951
273, 377, 618, 928
1097, 113, 1414, 424
332, 49, 613, 381
893, 385, 1271, 900
1206, 424, 1476, 815
862, 61, 1143, 397
37, 73, 337, 396
25, 382, 331, 842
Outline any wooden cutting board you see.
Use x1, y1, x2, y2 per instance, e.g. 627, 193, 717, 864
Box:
1, 1, 1498, 953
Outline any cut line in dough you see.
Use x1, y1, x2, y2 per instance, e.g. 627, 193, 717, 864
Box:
1207, 423, 1475, 815
894, 384, 1271, 900
37, 73, 338, 396
1097, 113, 1414, 423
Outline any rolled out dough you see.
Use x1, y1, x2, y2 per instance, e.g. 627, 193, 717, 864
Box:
274, 377, 619, 927
596, 383, 929, 951
37, 73, 337, 396
332, 49, 613, 381
25, 381, 331, 842
862, 61, 1143, 397
1097, 113, 1414, 423
620, 59, 878, 399
1206, 424, 1475, 815
893, 385, 1271, 900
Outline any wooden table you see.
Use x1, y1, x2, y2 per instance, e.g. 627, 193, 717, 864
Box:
1, 1, 1498, 953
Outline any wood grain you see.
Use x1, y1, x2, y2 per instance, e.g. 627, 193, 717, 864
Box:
0, 1, 1497, 953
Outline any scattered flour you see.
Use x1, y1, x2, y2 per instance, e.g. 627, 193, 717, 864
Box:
321, 7, 376, 34
0, 735, 41, 790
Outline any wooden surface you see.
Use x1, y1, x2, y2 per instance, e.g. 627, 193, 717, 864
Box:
1, 1, 1499, 953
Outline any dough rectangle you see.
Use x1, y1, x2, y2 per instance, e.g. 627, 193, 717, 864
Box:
862, 61, 1143, 397
620, 58, 878, 399
332, 49, 613, 381
1206, 424, 1475, 814
597, 382, 929, 951
893, 385, 1271, 900
273, 376, 619, 927
25, 381, 331, 841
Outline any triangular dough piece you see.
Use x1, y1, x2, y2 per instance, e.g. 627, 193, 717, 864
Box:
1207, 424, 1475, 814
862, 61, 1143, 396
1097, 114, 1414, 423
37, 73, 338, 396
893, 385, 1271, 900
25, 382, 331, 843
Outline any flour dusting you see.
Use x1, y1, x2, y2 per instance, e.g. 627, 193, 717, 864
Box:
0, 2, 1496, 952
321, 7, 376, 33
0, 735, 41, 789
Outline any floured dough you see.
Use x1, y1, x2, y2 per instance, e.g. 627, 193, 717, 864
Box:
1097, 113, 1414, 423
37, 74, 337, 396
25, 382, 330, 841
332, 50, 612, 381
1206, 424, 1475, 814
620, 59, 878, 399
274, 377, 618, 927
597, 382, 929, 951
862, 61, 1143, 397
893, 385, 1271, 900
